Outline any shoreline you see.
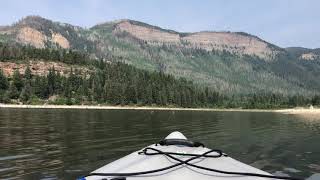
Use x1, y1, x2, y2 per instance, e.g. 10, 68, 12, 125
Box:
0, 103, 270, 112
0, 104, 319, 114
275, 108, 320, 115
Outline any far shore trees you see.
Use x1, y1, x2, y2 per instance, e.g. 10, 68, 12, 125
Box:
0, 63, 318, 108
0, 42, 319, 108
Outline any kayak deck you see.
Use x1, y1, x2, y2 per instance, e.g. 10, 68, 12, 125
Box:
85, 144, 272, 180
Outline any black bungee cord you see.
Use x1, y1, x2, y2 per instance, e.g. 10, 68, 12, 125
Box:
82, 147, 303, 180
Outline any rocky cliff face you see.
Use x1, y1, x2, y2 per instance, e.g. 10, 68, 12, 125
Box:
0, 16, 282, 60
51, 32, 70, 48
0, 16, 90, 50
114, 20, 181, 43
182, 32, 277, 59
0, 61, 89, 76
301, 53, 320, 60
113, 20, 280, 59
15, 26, 70, 49
16, 27, 47, 48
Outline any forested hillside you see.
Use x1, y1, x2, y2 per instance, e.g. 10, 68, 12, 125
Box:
0, 43, 320, 108
0, 16, 320, 97
89, 20, 320, 95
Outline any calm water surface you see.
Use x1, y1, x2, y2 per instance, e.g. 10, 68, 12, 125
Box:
0, 108, 320, 179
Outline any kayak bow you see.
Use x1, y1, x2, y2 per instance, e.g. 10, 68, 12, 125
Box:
80, 131, 302, 180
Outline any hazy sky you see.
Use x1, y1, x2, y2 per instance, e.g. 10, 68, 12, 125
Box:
1, 0, 319, 48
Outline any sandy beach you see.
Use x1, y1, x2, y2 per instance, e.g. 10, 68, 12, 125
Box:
275, 108, 320, 114
0, 103, 277, 112
1, 103, 319, 114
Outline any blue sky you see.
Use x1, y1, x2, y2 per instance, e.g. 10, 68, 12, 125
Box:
1, 0, 319, 48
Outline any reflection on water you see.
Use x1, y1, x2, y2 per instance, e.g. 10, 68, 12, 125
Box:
0, 109, 320, 179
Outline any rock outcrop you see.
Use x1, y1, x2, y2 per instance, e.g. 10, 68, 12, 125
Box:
0, 61, 89, 76
113, 20, 278, 59
52, 33, 70, 48
301, 53, 320, 60
17, 27, 46, 48
114, 21, 180, 43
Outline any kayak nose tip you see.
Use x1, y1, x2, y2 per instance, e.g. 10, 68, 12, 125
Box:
165, 131, 187, 140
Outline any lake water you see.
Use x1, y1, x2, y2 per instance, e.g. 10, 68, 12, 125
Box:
0, 108, 320, 179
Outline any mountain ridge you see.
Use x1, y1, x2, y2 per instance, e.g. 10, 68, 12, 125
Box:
106, 19, 281, 59
0, 15, 320, 95
1, 16, 283, 57
1, 16, 317, 50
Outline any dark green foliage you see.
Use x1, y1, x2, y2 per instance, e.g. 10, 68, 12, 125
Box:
312, 95, 320, 106
0, 60, 317, 108
20, 82, 32, 102
33, 76, 48, 99
0, 69, 9, 102
12, 70, 23, 91
0, 69, 9, 90
24, 66, 32, 80
47, 67, 56, 95
0, 42, 318, 108
0, 42, 90, 65
8, 82, 19, 99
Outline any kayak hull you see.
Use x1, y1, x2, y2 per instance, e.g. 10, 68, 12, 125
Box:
84, 132, 272, 180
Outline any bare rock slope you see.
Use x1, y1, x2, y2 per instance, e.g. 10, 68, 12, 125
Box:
113, 20, 279, 59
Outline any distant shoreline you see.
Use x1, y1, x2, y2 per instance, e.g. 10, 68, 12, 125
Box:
275, 108, 320, 115
0, 104, 270, 111
0, 104, 319, 114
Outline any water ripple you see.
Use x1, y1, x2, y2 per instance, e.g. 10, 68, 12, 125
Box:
0, 109, 319, 179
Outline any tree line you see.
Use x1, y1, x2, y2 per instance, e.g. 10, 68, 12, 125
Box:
0, 42, 319, 108
0, 42, 90, 65
0, 63, 224, 107
1, 63, 319, 108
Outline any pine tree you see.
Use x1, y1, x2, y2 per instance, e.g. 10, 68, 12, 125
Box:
63, 78, 71, 98
82, 74, 90, 97
34, 76, 48, 99
0, 69, 9, 90
47, 67, 56, 95
54, 71, 63, 94
24, 66, 32, 81
174, 90, 181, 106
9, 82, 19, 99
20, 82, 32, 103
146, 85, 153, 105
12, 70, 23, 91
92, 75, 103, 102
181, 90, 187, 107
312, 95, 320, 106
160, 88, 168, 106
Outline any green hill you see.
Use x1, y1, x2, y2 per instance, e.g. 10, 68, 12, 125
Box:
1, 16, 320, 96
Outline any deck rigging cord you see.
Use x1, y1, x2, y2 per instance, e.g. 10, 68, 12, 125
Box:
83, 145, 303, 180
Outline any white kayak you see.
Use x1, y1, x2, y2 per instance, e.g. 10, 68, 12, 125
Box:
81, 132, 300, 180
